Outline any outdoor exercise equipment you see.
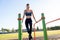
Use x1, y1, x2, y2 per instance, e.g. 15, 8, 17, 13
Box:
18, 13, 60, 40
18, 14, 22, 40
33, 13, 48, 40
41, 13, 48, 40
18, 13, 48, 40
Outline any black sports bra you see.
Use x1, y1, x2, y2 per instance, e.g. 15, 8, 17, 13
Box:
25, 11, 32, 16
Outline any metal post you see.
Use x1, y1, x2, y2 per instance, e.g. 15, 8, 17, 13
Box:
41, 13, 48, 40
18, 13, 22, 40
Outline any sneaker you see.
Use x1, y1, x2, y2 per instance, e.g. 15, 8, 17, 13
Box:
30, 35, 33, 39
29, 35, 33, 39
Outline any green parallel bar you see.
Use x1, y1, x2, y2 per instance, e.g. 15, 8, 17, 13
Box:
41, 13, 48, 40
18, 14, 22, 40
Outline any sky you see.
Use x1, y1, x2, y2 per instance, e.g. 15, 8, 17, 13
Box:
0, 0, 60, 30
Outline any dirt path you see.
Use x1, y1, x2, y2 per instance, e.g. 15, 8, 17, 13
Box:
9, 34, 60, 40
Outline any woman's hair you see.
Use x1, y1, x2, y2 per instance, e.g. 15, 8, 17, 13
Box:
26, 3, 29, 6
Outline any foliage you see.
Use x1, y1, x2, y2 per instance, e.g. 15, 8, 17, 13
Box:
47, 26, 60, 30
37, 26, 39, 31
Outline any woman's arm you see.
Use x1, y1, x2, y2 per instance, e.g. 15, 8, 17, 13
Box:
31, 10, 36, 22
22, 10, 26, 22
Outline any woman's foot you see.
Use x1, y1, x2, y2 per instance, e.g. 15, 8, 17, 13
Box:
29, 35, 33, 40
30, 35, 32, 39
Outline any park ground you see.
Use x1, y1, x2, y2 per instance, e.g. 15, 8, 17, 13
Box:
0, 30, 60, 40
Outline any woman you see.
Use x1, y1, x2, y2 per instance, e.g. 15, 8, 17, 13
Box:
22, 4, 36, 39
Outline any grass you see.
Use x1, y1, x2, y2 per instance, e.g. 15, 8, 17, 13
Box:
0, 30, 60, 40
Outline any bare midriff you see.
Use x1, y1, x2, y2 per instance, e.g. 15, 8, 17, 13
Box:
26, 16, 31, 18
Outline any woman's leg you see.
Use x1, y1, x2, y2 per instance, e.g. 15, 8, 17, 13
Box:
29, 19, 32, 39
25, 19, 30, 34
29, 22, 32, 36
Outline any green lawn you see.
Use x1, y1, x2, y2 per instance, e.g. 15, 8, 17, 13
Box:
0, 30, 60, 40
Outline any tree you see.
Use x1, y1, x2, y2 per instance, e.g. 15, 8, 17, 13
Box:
11, 28, 15, 32
37, 26, 39, 31
47, 27, 51, 30
6, 29, 10, 32
1, 28, 4, 32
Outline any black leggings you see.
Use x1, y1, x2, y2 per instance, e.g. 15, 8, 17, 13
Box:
25, 18, 32, 35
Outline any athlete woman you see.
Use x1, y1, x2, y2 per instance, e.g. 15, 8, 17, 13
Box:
22, 4, 36, 39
